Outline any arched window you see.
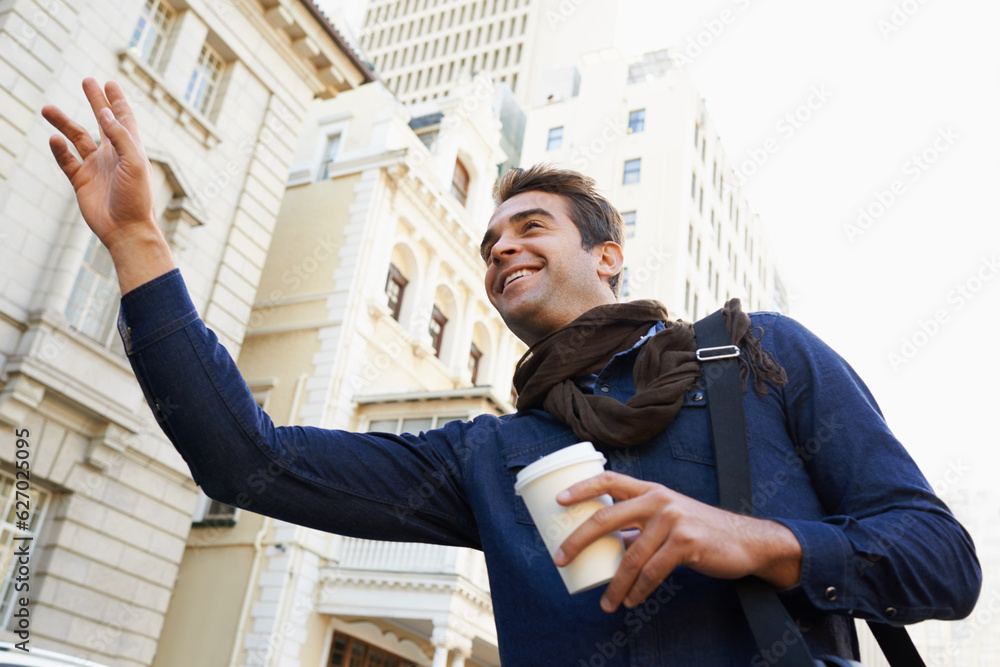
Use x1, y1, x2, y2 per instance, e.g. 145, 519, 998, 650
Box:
429, 306, 447, 357
450, 158, 470, 206
385, 264, 408, 321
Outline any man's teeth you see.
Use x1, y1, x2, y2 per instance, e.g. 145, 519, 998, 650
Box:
504, 269, 537, 288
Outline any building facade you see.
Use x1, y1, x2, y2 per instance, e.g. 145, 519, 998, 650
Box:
153, 79, 522, 667
519, 48, 787, 320
0, 0, 370, 664
353, 0, 616, 107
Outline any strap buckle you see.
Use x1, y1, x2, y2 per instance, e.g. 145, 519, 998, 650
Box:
696, 344, 740, 361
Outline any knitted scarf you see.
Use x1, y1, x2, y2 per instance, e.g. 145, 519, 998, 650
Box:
512, 298, 787, 448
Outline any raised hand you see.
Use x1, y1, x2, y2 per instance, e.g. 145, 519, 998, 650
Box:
551, 471, 802, 613
42, 78, 174, 293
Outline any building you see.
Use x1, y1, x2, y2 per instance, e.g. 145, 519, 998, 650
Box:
152, 78, 521, 667
352, 0, 616, 107
0, 0, 371, 664
519, 48, 787, 320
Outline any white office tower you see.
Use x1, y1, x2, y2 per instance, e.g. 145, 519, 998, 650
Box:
355, 0, 617, 106
519, 49, 789, 319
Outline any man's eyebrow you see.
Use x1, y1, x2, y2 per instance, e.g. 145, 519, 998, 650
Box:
479, 208, 556, 261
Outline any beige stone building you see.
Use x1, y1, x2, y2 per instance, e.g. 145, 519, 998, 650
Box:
0, 0, 370, 664
154, 78, 521, 667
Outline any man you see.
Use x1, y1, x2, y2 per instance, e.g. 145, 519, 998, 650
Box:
42, 79, 980, 665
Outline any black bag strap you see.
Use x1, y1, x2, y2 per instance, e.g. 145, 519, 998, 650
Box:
693, 308, 924, 667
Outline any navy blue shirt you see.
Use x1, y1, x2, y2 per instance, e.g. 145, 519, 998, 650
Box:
119, 270, 980, 666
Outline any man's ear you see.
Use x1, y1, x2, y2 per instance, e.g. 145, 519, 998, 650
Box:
595, 241, 624, 282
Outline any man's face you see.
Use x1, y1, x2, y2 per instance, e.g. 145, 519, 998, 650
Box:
481, 191, 619, 345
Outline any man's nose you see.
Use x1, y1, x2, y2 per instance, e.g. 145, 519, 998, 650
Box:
490, 232, 519, 262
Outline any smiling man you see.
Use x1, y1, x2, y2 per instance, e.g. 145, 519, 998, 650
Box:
42, 80, 980, 665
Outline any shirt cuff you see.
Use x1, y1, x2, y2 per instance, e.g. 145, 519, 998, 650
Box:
773, 517, 854, 612
117, 269, 199, 355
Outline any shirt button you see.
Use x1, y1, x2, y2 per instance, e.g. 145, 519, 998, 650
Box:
885, 607, 897, 618
692, 391, 704, 402
600, 385, 610, 393
824, 586, 837, 601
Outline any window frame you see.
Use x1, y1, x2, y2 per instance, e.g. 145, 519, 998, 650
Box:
468, 343, 482, 384
546, 126, 564, 151
428, 305, 447, 357
622, 210, 637, 239
328, 633, 418, 667
450, 158, 470, 206
385, 264, 408, 322
184, 42, 225, 116
64, 236, 123, 349
0, 469, 52, 630
320, 133, 342, 180
622, 158, 641, 185
628, 108, 645, 134
128, 0, 175, 69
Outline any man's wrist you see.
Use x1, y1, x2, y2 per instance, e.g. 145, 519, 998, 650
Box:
107, 226, 177, 294
750, 518, 803, 590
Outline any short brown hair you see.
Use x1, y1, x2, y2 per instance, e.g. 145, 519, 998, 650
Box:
493, 165, 625, 295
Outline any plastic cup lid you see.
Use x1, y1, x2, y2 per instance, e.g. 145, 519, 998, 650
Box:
514, 442, 607, 493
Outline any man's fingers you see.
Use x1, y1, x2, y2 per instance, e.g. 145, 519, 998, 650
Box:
41, 105, 98, 160
48, 135, 81, 181
97, 107, 139, 164
557, 470, 649, 506
105, 81, 143, 150
82, 77, 110, 143
554, 492, 658, 568
619, 541, 681, 610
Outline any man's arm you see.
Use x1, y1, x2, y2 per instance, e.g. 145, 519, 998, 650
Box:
43, 79, 482, 547
42, 78, 175, 293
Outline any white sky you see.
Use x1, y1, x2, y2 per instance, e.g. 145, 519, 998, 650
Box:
322, 0, 1000, 494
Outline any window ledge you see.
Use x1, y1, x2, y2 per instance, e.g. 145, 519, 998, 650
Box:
117, 50, 222, 149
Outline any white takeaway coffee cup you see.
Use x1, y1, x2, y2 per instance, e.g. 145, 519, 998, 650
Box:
514, 441, 625, 594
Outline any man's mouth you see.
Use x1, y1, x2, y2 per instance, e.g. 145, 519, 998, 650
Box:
503, 268, 538, 291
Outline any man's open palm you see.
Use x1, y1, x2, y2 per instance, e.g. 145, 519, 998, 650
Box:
42, 78, 156, 250
42, 78, 175, 293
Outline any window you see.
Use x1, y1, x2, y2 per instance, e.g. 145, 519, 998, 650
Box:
184, 43, 223, 115
328, 634, 418, 667
450, 159, 470, 206
128, 0, 174, 67
191, 492, 238, 527
367, 414, 465, 435
65, 236, 121, 347
622, 210, 636, 238
468, 343, 482, 384
622, 158, 641, 185
320, 134, 342, 180
628, 109, 645, 133
691, 172, 696, 199
429, 306, 447, 357
546, 126, 563, 151
0, 469, 51, 629
385, 264, 407, 321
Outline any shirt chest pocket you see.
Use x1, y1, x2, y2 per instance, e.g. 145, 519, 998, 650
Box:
666, 388, 717, 465
501, 427, 582, 526
660, 388, 725, 505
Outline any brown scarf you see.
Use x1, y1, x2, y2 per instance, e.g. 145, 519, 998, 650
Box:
512, 299, 787, 448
